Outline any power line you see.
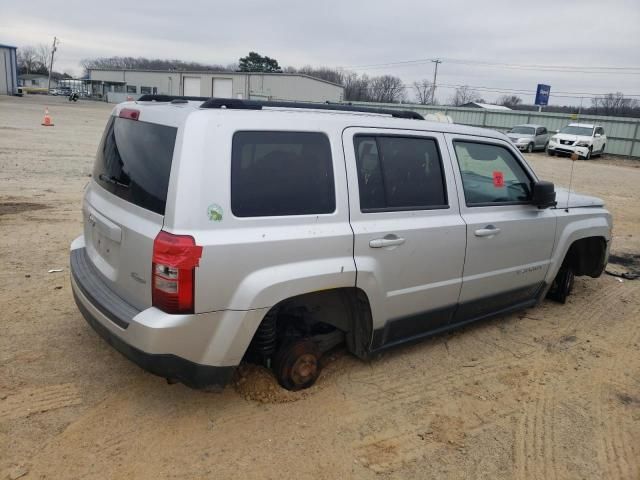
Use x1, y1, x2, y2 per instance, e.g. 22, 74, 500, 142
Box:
401, 82, 640, 99
47, 37, 59, 93
341, 57, 640, 75
430, 59, 441, 105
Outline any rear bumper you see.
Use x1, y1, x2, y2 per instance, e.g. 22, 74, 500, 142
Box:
70, 239, 261, 390
73, 289, 234, 390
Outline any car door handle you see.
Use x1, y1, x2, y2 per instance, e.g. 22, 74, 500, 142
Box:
88, 210, 122, 243
369, 236, 406, 248
474, 225, 501, 237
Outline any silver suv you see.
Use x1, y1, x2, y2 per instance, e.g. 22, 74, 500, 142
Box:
70, 97, 612, 391
506, 124, 550, 153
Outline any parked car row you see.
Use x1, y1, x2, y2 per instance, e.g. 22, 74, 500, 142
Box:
49, 88, 92, 97
506, 123, 607, 160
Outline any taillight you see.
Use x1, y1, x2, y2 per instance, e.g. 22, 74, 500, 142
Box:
119, 108, 140, 120
152, 231, 203, 314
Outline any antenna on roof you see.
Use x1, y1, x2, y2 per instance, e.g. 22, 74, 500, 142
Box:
566, 152, 579, 212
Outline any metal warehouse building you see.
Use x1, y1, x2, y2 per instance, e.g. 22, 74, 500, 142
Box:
0, 44, 18, 95
87, 69, 345, 103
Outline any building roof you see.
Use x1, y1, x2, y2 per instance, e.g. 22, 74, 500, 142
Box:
460, 102, 512, 111
0, 43, 17, 50
87, 68, 344, 88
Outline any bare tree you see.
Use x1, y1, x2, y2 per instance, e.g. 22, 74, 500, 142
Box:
369, 75, 406, 103
17, 46, 43, 74
35, 44, 52, 72
497, 95, 522, 108
296, 66, 345, 86
449, 85, 483, 106
591, 92, 639, 116
413, 79, 433, 105
343, 72, 372, 101
80, 56, 233, 76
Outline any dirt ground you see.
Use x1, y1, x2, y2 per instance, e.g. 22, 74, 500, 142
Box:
1, 95, 639, 480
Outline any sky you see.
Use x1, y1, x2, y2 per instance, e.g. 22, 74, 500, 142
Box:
2, 0, 639, 105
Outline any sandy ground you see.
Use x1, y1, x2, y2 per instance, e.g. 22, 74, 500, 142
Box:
1, 95, 639, 480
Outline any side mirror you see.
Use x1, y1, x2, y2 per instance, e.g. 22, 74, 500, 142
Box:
531, 180, 556, 209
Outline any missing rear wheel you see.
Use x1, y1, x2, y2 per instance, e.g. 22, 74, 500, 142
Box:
273, 339, 321, 391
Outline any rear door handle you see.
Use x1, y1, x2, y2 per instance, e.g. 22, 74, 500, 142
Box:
88, 209, 122, 243
474, 225, 501, 237
369, 236, 406, 248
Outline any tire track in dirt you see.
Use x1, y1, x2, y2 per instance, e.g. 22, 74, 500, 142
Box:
353, 414, 467, 474
0, 383, 82, 420
341, 352, 529, 411
596, 383, 638, 480
595, 316, 640, 480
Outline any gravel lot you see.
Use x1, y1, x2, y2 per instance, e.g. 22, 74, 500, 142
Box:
1, 95, 639, 480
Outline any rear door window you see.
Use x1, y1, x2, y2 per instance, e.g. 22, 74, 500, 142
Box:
93, 116, 177, 215
231, 131, 335, 217
354, 135, 447, 211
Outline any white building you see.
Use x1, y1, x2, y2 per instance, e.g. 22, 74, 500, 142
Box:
0, 43, 18, 95
87, 69, 345, 103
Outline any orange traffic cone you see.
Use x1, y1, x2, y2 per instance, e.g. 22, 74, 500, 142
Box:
41, 107, 54, 127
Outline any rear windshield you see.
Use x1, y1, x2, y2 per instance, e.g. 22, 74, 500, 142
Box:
93, 116, 177, 215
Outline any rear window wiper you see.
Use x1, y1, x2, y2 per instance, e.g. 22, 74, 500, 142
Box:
99, 173, 129, 188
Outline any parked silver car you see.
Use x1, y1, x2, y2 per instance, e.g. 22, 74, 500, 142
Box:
70, 97, 612, 391
506, 124, 550, 153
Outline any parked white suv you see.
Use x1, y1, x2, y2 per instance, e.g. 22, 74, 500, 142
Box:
70, 97, 612, 391
547, 123, 606, 159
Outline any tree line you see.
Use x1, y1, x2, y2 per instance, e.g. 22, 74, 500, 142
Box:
16, 44, 72, 79
17, 47, 640, 116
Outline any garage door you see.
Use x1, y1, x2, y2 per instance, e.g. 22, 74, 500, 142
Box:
183, 77, 201, 97
212, 78, 233, 98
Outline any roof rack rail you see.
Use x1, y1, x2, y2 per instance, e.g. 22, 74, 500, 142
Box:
200, 98, 424, 120
137, 94, 210, 102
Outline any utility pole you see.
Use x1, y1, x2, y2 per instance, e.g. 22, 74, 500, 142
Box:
47, 37, 58, 94
430, 59, 442, 105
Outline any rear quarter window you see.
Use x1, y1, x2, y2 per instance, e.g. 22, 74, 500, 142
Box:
93, 116, 177, 215
231, 131, 335, 217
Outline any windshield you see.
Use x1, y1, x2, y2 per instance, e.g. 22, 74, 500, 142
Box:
509, 126, 535, 135
560, 125, 593, 136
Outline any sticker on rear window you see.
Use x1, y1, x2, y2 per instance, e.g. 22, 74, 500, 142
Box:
207, 203, 223, 222
493, 171, 505, 188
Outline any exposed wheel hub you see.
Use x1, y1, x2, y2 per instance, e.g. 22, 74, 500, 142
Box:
291, 354, 318, 386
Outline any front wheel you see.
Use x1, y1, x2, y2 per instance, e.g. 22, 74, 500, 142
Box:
526, 143, 534, 154
583, 147, 592, 160
273, 339, 321, 391
547, 149, 555, 156
547, 266, 574, 304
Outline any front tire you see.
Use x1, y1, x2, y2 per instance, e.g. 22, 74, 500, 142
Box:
273, 339, 321, 391
526, 143, 534, 154
547, 266, 574, 304
583, 147, 592, 160
547, 148, 555, 156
